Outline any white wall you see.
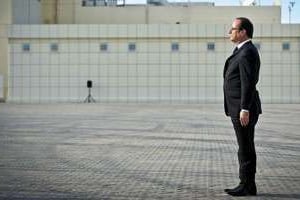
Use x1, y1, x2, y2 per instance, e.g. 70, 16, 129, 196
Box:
7, 24, 300, 103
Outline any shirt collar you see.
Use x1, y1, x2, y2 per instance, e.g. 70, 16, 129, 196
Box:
237, 39, 251, 49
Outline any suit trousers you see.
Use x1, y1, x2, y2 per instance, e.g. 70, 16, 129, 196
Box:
231, 114, 259, 183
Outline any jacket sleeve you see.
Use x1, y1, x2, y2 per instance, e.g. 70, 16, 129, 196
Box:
238, 49, 258, 110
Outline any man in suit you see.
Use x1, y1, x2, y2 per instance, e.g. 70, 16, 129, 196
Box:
223, 17, 262, 196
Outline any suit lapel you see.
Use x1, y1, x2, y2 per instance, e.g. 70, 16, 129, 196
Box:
223, 49, 239, 77
223, 41, 252, 77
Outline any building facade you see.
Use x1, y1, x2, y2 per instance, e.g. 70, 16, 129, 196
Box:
1, 0, 300, 103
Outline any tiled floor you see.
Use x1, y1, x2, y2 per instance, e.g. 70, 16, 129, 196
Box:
0, 103, 299, 199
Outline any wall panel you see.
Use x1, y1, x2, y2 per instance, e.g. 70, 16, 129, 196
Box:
7, 24, 300, 103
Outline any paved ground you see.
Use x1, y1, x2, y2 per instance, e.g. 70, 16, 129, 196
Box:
0, 103, 299, 200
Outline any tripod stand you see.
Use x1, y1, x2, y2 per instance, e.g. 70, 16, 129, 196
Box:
84, 80, 96, 103
84, 88, 96, 103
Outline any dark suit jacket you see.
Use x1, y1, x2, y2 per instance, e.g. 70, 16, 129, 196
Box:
223, 41, 262, 118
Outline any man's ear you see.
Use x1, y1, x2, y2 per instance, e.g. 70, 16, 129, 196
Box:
240, 29, 247, 36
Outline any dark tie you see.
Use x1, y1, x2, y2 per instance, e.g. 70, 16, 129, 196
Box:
233, 47, 238, 54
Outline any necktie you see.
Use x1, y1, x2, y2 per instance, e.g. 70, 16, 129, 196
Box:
233, 47, 238, 54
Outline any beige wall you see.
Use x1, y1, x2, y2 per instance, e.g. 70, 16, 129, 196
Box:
74, 6, 147, 24
47, 1, 281, 24
148, 6, 281, 24
41, 0, 57, 24
7, 24, 300, 103
58, 0, 75, 24
41, 0, 75, 24
72, 5, 281, 24
1, 0, 12, 24
0, 0, 11, 101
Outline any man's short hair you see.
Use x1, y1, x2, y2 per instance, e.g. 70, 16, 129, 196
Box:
236, 17, 254, 38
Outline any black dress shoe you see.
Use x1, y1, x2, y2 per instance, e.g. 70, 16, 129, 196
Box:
224, 184, 243, 193
226, 182, 257, 196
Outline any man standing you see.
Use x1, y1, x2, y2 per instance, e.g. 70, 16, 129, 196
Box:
223, 17, 262, 196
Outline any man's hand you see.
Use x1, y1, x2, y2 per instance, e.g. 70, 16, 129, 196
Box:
240, 110, 249, 127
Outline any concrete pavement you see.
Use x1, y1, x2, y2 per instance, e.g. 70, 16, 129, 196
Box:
0, 103, 299, 199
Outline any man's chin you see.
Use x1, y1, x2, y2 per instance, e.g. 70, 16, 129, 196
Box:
230, 39, 238, 43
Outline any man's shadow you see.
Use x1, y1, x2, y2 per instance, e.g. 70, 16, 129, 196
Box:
258, 193, 300, 199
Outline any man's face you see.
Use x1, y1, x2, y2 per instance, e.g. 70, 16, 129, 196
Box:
228, 19, 242, 43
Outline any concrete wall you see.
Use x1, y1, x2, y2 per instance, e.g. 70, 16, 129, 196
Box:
10, 1, 282, 25
7, 24, 300, 103
0, 0, 11, 102
41, 0, 58, 24
57, 0, 75, 24
73, 5, 280, 24
147, 6, 281, 24
41, 0, 281, 24
12, 0, 41, 24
